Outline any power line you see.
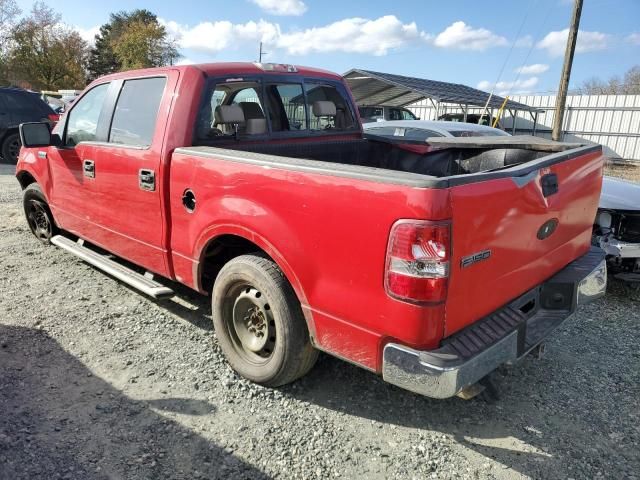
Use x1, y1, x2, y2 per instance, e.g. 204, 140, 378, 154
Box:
479, 0, 537, 122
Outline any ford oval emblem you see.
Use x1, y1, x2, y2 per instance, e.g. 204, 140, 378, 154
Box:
537, 219, 559, 240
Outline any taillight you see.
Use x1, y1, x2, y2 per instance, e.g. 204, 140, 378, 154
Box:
385, 220, 451, 303
47, 113, 59, 122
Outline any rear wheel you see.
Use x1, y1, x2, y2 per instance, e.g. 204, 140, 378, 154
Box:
23, 183, 57, 244
1, 133, 21, 164
212, 254, 318, 387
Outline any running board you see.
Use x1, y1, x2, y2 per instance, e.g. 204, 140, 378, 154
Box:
51, 235, 174, 299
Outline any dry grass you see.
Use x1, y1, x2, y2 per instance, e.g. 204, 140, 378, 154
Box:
604, 162, 640, 183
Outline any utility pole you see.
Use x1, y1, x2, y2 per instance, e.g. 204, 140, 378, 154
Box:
552, 0, 583, 141
258, 42, 268, 63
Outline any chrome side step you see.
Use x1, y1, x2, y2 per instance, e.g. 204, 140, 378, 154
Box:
51, 235, 174, 299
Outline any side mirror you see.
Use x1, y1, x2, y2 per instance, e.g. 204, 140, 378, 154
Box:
19, 122, 56, 148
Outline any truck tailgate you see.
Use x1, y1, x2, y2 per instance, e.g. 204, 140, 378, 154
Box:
444, 146, 603, 336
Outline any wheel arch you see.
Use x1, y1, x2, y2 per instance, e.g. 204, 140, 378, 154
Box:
195, 226, 315, 335
16, 170, 37, 190
196, 227, 308, 303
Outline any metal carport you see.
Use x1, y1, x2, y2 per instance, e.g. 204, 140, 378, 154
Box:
344, 68, 541, 134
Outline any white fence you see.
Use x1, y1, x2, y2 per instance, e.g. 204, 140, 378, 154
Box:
407, 94, 640, 162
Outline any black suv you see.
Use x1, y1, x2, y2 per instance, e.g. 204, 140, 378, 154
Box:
1, 87, 58, 164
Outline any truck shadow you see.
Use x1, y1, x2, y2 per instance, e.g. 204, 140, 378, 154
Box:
284, 356, 555, 475
280, 296, 635, 477
0, 324, 269, 480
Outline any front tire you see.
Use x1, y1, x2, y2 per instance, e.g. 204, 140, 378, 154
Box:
23, 183, 57, 244
212, 254, 318, 387
1, 133, 21, 164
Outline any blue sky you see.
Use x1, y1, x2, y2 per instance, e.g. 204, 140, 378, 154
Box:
16, 0, 640, 94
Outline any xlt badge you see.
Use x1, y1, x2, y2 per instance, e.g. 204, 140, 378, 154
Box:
461, 249, 491, 268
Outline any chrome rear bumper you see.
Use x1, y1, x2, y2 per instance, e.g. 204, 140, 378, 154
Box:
382, 247, 607, 399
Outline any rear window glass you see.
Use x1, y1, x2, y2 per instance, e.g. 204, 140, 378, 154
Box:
266, 83, 306, 131
2, 91, 49, 113
194, 79, 356, 143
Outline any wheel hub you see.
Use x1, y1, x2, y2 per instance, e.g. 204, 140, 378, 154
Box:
27, 201, 51, 240
232, 287, 275, 355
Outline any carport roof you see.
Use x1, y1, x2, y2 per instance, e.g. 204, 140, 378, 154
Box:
344, 68, 537, 112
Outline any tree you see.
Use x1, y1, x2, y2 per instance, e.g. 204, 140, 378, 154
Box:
111, 20, 179, 70
581, 66, 640, 95
87, 9, 180, 80
0, 0, 21, 84
5, 2, 88, 90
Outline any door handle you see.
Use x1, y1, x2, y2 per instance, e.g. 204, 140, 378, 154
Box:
83, 159, 95, 178
139, 169, 155, 191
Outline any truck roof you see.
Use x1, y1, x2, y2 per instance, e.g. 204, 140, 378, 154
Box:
91, 62, 343, 84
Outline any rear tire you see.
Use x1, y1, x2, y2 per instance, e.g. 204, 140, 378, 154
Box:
212, 254, 318, 387
1, 132, 21, 164
23, 183, 57, 244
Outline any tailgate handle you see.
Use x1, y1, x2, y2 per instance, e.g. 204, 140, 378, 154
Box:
541, 173, 558, 197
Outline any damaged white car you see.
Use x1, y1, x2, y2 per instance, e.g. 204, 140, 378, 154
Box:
594, 176, 640, 284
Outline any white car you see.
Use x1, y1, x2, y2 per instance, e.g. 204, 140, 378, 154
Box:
362, 119, 511, 140
594, 176, 640, 284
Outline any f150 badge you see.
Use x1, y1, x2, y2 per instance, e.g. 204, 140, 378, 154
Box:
461, 249, 491, 268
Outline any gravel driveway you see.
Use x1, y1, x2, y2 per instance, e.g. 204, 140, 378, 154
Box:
1, 164, 638, 480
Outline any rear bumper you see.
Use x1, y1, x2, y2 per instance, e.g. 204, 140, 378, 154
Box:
382, 247, 607, 399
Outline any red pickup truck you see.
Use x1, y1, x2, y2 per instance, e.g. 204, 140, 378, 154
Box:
16, 62, 607, 399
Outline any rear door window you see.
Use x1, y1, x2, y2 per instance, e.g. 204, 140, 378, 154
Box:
65, 83, 109, 146
109, 77, 166, 147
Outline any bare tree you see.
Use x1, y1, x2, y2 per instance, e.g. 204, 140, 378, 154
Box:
0, 0, 21, 83
581, 66, 640, 95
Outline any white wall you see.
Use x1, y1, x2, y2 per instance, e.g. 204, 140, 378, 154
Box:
406, 95, 640, 162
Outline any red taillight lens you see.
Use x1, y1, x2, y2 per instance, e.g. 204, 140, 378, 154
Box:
385, 220, 451, 303
48, 113, 59, 122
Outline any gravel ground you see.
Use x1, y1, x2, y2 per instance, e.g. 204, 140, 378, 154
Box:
1, 164, 639, 480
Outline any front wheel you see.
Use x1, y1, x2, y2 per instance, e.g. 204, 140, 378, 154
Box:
212, 254, 318, 387
23, 183, 57, 244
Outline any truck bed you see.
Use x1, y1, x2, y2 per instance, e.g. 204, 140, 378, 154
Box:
184, 135, 598, 187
